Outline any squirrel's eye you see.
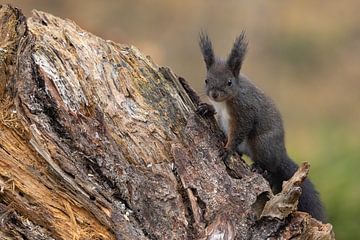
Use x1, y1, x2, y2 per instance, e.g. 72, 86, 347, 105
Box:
205, 79, 208, 84
227, 79, 232, 86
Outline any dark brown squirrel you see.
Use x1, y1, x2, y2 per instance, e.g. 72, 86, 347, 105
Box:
196, 32, 325, 221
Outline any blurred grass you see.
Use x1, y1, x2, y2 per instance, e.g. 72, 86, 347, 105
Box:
290, 122, 360, 239
314, 124, 360, 239
4, 1, 360, 238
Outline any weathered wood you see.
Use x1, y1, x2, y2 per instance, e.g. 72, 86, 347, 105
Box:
261, 162, 310, 220
0, 4, 335, 240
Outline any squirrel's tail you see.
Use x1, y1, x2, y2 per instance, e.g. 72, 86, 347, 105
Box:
275, 156, 326, 222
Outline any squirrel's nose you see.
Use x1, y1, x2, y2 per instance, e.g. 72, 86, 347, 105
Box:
211, 91, 219, 100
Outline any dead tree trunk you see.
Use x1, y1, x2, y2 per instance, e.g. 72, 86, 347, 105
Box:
0, 5, 334, 240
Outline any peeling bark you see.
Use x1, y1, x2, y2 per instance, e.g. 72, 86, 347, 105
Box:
261, 162, 309, 220
0, 4, 335, 240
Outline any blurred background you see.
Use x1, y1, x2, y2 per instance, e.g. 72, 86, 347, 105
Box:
5, 0, 360, 238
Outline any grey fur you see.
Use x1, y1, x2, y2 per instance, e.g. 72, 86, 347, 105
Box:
227, 31, 248, 77
198, 33, 325, 221
199, 31, 215, 70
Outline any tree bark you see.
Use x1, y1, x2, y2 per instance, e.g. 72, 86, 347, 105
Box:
0, 4, 334, 240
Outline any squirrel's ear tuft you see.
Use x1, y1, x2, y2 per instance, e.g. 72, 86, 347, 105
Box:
227, 31, 248, 77
199, 32, 215, 70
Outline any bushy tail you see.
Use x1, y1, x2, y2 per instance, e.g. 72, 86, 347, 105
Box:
274, 156, 326, 222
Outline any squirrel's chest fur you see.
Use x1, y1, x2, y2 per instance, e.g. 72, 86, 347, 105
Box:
210, 99, 252, 157
210, 100, 231, 135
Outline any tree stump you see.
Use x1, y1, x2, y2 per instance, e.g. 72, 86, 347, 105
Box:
0, 4, 335, 240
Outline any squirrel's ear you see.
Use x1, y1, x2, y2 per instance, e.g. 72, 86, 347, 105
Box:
227, 31, 248, 77
199, 32, 215, 70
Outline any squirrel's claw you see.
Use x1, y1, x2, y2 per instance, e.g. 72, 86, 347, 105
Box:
196, 103, 216, 117
251, 163, 270, 180
251, 162, 261, 172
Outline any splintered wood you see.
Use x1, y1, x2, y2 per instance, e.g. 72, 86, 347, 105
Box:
261, 162, 310, 220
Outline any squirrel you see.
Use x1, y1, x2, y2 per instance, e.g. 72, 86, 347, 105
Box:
196, 32, 325, 222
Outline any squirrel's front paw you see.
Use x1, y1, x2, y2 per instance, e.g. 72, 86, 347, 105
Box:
251, 162, 264, 173
251, 163, 270, 179
196, 103, 215, 117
